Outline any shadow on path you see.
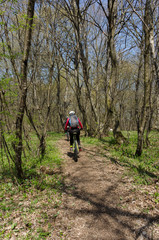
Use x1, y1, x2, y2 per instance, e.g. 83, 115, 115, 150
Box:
58, 139, 159, 240
62, 174, 159, 240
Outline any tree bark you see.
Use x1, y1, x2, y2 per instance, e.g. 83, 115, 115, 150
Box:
100, 0, 125, 142
14, 0, 35, 178
135, 0, 152, 156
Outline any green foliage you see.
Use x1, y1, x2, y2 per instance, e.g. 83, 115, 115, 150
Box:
0, 131, 158, 239
0, 131, 63, 181
81, 136, 101, 146
153, 191, 159, 204
0, 132, 64, 239
37, 228, 50, 239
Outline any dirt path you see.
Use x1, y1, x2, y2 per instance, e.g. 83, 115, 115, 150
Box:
51, 137, 159, 240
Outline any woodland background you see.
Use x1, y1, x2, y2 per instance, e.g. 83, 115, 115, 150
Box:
0, 0, 159, 178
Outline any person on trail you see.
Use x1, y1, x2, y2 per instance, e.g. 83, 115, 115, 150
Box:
64, 111, 83, 151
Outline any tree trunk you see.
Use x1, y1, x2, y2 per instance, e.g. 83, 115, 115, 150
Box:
71, 0, 89, 134
154, 5, 159, 130
136, 0, 152, 156
102, 0, 125, 141
56, 62, 65, 128
74, 48, 87, 130
102, 0, 118, 135
113, 120, 127, 144
14, 0, 35, 178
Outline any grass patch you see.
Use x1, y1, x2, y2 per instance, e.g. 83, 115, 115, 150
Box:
0, 132, 64, 239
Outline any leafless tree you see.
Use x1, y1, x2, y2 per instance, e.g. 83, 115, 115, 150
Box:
1, 0, 36, 178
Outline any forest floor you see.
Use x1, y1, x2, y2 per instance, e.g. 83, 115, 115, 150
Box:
51, 137, 159, 240
1, 136, 159, 240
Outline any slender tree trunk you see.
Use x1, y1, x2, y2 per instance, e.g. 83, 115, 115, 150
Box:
74, 46, 86, 123
145, 109, 153, 147
71, 0, 89, 134
154, 5, 159, 130
102, 0, 125, 142
39, 16, 55, 158
135, 51, 143, 134
14, 0, 35, 178
56, 62, 64, 128
103, 0, 118, 134
79, 40, 97, 124
136, 0, 152, 156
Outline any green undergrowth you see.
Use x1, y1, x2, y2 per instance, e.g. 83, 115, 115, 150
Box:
81, 130, 159, 185
0, 132, 63, 179
0, 132, 65, 240
23, 132, 64, 178
0, 131, 159, 239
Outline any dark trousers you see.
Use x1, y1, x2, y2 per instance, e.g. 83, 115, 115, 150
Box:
69, 129, 80, 146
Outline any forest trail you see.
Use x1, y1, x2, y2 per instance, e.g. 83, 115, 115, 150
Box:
52, 137, 159, 240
